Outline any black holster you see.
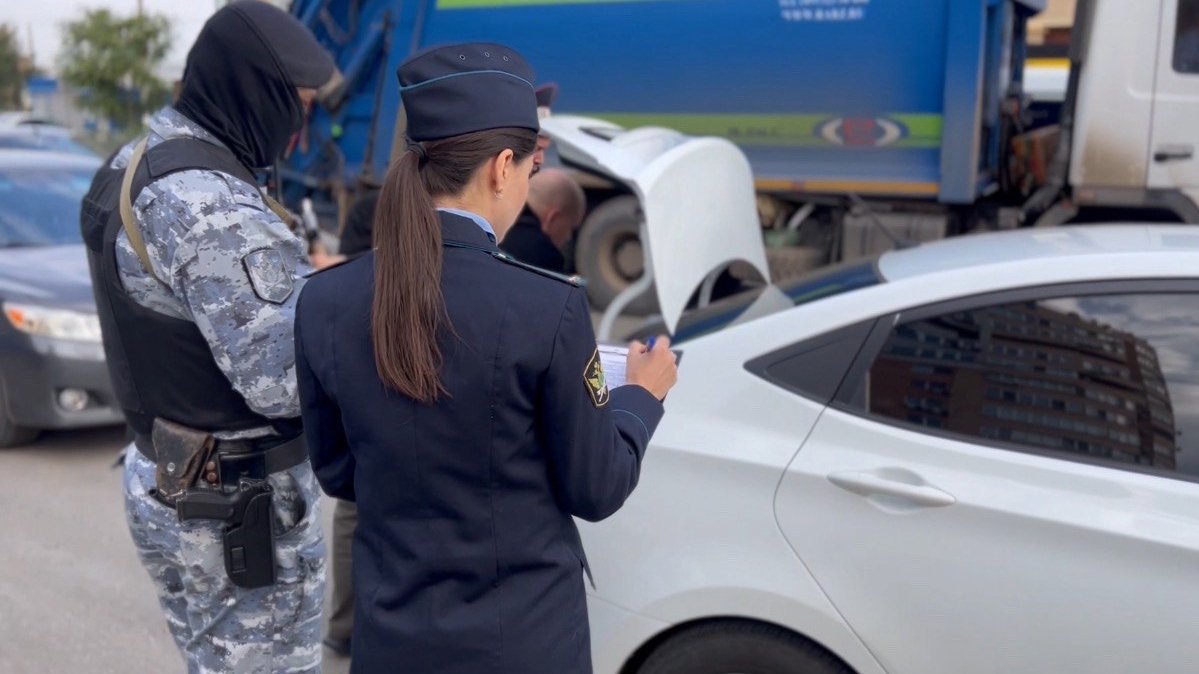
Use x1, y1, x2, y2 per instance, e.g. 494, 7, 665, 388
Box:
176, 479, 278, 589
143, 417, 280, 589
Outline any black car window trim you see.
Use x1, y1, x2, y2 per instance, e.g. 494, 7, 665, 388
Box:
828, 277, 1199, 485
744, 317, 881, 405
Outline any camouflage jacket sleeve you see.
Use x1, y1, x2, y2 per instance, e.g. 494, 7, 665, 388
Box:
130, 168, 313, 418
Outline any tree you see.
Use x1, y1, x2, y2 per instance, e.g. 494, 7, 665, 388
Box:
58, 9, 171, 130
0, 24, 31, 110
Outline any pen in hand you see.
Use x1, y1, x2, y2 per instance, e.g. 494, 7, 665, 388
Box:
627, 335, 677, 401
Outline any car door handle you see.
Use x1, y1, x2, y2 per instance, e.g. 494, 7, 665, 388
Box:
1154, 144, 1194, 163
827, 470, 956, 508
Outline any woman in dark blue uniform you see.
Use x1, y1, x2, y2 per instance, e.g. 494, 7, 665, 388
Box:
294, 43, 678, 674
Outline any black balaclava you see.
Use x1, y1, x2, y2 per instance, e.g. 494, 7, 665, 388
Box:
174, 1, 334, 170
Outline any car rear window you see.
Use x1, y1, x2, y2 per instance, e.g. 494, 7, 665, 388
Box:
0, 166, 95, 247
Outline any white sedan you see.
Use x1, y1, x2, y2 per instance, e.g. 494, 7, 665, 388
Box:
581, 225, 1199, 674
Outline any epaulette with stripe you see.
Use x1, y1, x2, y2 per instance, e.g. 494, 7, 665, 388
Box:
444, 240, 584, 287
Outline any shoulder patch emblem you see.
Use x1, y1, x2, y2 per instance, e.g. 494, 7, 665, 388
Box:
584, 348, 610, 408
242, 248, 293, 304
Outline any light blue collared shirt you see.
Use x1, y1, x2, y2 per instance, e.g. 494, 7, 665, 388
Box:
437, 208, 496, 244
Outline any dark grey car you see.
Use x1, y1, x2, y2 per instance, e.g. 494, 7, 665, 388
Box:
0, 150, 122, 446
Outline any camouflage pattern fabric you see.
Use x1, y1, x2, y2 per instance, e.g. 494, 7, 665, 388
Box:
110, 106, 325, 671
108, 107, 312, 420
124, 446, 326, 673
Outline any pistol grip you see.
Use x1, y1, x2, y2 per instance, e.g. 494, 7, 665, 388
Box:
176, 490, 237, 522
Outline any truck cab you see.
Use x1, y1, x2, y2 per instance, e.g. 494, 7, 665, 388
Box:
1066, 0, 1199, 223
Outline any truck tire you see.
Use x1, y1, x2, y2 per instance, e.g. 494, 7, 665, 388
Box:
637, 620, 854, 674
0, 388, 39, 448
574, 195, 660, 316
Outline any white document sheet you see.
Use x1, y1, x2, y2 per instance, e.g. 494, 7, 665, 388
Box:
597, 344, 631, 389
597, 343, 682, 390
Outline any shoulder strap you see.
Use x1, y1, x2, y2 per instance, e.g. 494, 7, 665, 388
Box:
143, 137, 257, 185
142, 138, 294, 222
119, 137, 156, 281
262, 193, 297, 224
442, 240, 583, 287
118, 137, 295, 281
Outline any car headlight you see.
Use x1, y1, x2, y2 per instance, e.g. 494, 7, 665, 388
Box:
3, 303, 103, 343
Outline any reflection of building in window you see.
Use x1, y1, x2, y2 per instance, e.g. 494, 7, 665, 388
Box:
868, 301, 1179, 470
1176, 0, 1199, 74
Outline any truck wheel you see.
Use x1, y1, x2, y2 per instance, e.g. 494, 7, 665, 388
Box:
637, 620, 854, 674
575, 195, 659, 316
0, 388, 39, 448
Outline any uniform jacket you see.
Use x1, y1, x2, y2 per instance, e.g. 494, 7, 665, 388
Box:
295, 210, 664, 674
499, 208, 566, 273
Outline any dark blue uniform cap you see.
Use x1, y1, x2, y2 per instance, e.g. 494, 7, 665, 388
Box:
398, 42, 540, 142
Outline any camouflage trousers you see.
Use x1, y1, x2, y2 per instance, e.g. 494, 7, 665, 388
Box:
123, 445, 327, 673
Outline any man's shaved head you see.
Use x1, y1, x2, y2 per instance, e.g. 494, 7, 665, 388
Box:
527, 168, 587, 247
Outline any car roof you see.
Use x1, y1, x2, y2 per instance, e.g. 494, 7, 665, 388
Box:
0, 149, 102, 171
0, 123, 72, 136
877, 225, 1199, 282
0, 112, 64, 126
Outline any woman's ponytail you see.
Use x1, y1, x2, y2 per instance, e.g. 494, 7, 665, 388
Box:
370, 127, 538, 402
371, 145, 448, 403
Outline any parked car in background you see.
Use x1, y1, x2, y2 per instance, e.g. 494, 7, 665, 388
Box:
0, 112, 56, 127
0, 150, 121, 447
585, 225, 1199, 674
0, 124, 98, 159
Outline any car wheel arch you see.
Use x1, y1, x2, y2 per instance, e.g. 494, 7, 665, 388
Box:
618, 616, 860, 674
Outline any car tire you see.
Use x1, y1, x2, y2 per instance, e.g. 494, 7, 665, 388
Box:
637, 620, 854, 674
574, 195, 660, 316
0, 389, 39, 448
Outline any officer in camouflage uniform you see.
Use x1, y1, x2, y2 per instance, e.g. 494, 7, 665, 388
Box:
79, 2, 335, 672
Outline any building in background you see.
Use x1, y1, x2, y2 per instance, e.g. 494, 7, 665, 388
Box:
23, 77, 109, 136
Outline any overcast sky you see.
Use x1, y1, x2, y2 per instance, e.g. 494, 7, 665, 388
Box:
9, 1, 234, 79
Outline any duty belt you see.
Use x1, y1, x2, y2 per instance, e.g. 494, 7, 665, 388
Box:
134, 432, 308, 488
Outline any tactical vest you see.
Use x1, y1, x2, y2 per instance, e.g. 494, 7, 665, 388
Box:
80, 137, 298, 438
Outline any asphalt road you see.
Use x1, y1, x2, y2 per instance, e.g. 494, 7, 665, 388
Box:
0, 426, 351, 674
0, 312, 646, 672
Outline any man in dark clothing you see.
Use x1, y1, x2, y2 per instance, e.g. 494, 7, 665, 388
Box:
499, 167, 586, 273
337, 186, 380, 257
80, 2, 334, 670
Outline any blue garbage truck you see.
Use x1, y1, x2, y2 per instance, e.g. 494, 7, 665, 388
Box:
285, 0, 1199, 310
